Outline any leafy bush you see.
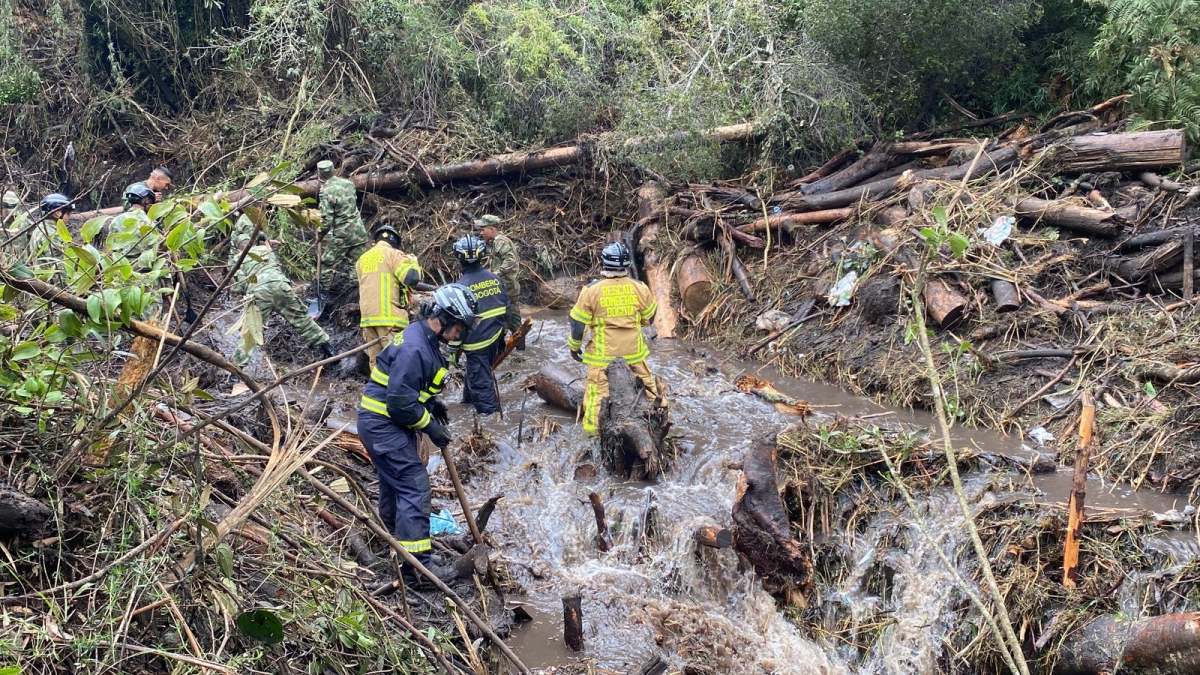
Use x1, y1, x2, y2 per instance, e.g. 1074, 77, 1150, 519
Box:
790, 0, 1038, 125
1085, 0, 1200, 140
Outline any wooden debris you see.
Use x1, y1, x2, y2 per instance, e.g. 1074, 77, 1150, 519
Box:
637, 181, 678, 338
1010, 197, 1121, 236
677, 254, 714, 315
589, 492, 613, 552
493, 316, 533, 369
693, 526, 733, 549
535, 277, 581, 309
732, 434, 812, 604
738, 207, 856, 234
1055, 612, 1200, 675
598, 359, 670, 480
1063, 391, 1095, 588
991, 280, 1022, 313
1051, 128, 1187, 173
529, 364, 585, 414
453, 544, 491, 580
734, 375, 811, 415
562, 595, 584, 652
0, 485, 51, 536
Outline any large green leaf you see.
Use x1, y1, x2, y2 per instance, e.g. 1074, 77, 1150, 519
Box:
80, 216, 106, 243
86, 294, 103, 323
10, 342, 39, 361
236, 609, 284, 644
55, 219, 72, 243
57, 309, 85, 337
165, 222, 188, 252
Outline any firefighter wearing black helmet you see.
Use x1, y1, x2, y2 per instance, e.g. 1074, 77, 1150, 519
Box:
451, 235, 509, 416
357, 283, 478, 588
568, 242, 658, 435
356, 224, 423, 367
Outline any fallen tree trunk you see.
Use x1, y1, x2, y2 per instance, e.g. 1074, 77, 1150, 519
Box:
1010, 197, 1122, 236
75, 123, 762, 221
784, 146, 1018, 212
677, 254, 714, 315
790, 146, 860, 186
732, 434, 812, 604
529, 364, 585, 414
636, 181, 678, 338
1055, 612, 1200, 675
1051, 129, 1187, 173
0, 485, 52, 535
800, 144, 897, 195
671, 208, 766, 248
589, 492, 613, 552
598, 359, 669, 480
738, 207, 855, 234
888, 138, 982, 156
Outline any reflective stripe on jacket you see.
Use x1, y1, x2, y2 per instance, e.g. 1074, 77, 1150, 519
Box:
452, 267, 509, 352
356, 241, 422, 328
568, 276, 656, 366
359, 321, 448, 429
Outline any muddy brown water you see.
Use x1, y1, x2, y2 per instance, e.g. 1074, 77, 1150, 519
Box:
319, 310, 1190, 673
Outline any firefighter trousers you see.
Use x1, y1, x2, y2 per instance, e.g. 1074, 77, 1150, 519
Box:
461, 340, 503, 415
582, 360, 657, 435
356, 410, 433, 566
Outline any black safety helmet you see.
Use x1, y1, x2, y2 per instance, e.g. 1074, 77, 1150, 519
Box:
601, 241, 631, 272
430, 283, 479, 338
373, 224, 402, 249
125, 182, 157, 207
40, 193, 72, 216
453, 235, 486, 268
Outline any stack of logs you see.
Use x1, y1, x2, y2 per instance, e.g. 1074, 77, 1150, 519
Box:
628, 119, 1191, 333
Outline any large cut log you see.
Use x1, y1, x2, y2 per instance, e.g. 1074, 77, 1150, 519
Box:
0, 485, 52, 535
888, 138, 982, 156
598, 359, 670, 480
732, 434, 811, 604
536, 276, 582, 309
1110, 239, 1185, 281
738, 208, 855, 234
871, 229, 969, 329
529, 364, 585, 414
1010, 197, 1122, 236
1051, 129, 1187, 173
694, 526, 733, 549
677, 254, 714, 315
783, 146, 1018, 212
74, 122, 762, 221
636, 181, 678, 338
1055, 613, 1200, 675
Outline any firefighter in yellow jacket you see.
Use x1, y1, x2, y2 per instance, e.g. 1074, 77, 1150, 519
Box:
567, 242, 658, 435
356, 225, 423, 367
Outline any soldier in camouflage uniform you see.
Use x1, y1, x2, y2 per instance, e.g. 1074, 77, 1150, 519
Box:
474, 214, 523, 347
122, 167, 172, 209
229, 232, 333, 368
316, 160, 370, 288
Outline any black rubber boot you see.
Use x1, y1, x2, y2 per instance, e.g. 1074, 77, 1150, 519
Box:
317, 342, 334, 359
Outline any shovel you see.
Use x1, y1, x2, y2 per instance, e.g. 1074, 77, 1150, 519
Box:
306, 238, 326, 320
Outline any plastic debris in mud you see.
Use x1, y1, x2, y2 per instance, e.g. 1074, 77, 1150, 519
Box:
981, 215, 1015, 246
827, 271, 859, 307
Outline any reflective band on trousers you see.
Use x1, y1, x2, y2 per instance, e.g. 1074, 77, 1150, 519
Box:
399, 538, 431, 553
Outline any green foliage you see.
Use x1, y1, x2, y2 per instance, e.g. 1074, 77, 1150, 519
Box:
1086, 0, 1200, 140
790, 0, 1038, 124
0, 1, 40, 105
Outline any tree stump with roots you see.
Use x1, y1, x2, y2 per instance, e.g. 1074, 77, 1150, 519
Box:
598, 359, 670, 480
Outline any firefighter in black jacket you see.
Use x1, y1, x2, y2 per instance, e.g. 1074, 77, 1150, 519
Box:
451, 235, 510, 415
357, 284, 479, 585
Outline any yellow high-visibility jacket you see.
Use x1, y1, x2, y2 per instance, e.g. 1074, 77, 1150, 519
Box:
568, 276, 656, 367
356, 241, 422, 329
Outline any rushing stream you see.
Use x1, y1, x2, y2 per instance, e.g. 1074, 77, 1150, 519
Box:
324, 310, 1190, 673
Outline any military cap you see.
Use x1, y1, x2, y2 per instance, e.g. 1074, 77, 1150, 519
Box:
316, 160, 334, 177
473, 214, 502, 230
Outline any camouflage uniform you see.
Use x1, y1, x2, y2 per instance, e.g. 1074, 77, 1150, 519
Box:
230, 240, 330, 367
487, 232, 523, 333
318, 176, 370, 287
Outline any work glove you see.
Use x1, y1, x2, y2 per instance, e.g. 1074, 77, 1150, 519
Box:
425, 419, 452, 449
428, 397, 450, 426
569, 349, 583, 363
